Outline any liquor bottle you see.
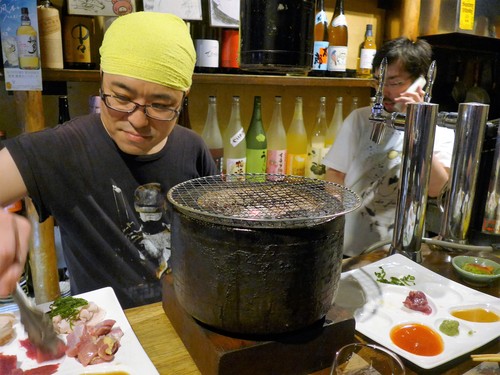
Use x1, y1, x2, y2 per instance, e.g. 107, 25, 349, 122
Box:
310, 0, 329, 76
357, 24, 376, 78
327, 0, 348, 76
17, 7, 40, 70
246, 96, 267, 174
201, 96, 223, 174
266, 96, 287, 177
178, 96, 192, 129
37, 0, 64, 69
286, 97, 308, 176
220, 29, 239, 74
350, 96, 359, 114
58, 95, 70, 124
306, 97, 327, 179
192, 2, 220, 73
63, 15, 95, 69
325, 96, 343, 148
223, 96, 246, 176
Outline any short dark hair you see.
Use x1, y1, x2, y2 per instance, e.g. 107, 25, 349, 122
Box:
372, 37, 432, 79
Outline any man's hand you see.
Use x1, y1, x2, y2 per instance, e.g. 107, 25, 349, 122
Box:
0, 210, 31, 297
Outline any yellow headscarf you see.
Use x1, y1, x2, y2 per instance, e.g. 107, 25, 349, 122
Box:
100, 12, 195, 91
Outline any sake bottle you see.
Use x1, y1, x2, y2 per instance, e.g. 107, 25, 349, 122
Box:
58, 95, 70, 124
246, 96, 267, 174
266, 96, 287, 177
306, 97, 327, 179
201, 96, 223, 174
310, 0, 329, 76
178, 96, 192, 129
327, 0, 348, 76
223, 96, 246, 177
325, 96, 343, 148
17, 7, 40, 70
350, 96, 359, 114
286, 97, 308, 176
37, 0, 64, 69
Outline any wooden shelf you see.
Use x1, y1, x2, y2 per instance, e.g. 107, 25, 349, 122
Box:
39, 69, 374, 88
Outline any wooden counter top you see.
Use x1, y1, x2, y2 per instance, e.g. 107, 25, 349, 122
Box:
125, 247, 499, 375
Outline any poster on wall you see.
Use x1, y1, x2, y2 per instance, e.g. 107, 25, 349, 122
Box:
0, 0, 42, 91
209, 0, 239, 28
143, 0, 202, 20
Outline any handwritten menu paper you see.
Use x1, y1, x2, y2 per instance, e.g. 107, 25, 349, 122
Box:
143, 0, 202, 20
0, 0, 43, 91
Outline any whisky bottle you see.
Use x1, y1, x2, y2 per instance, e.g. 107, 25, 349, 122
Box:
357, 24, 376, 78
17, 7, 40, 70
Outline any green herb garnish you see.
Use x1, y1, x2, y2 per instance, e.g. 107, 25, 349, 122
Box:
374, 266, 416, 286
48, 296, 89, 323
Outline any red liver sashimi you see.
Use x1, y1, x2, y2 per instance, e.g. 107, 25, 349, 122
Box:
403, 290, 432, 315
19, 338, 67, 363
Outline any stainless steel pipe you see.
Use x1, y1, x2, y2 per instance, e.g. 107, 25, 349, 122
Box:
438, 103, 490, 244
389, 103, 439, 262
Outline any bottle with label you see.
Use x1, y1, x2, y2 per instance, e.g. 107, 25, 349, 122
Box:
286, 97, 308, 176
246, 96, 267, 174
350, 96, 359, 114
192, 2, 220, 73
223, 96, 246, 176
306, 97, 328, 179
17, 7, 40, 70
310, 0, 329, 76
266, 96, 287, 177
201, 96, 223, 174
327, 0, 348, 76
58, 95, 70, 124
178, 96, 192, 129
37, 0, 64, 69
357, 24, 376, 78
325, 96, 343, 148
63, 15, 95, 69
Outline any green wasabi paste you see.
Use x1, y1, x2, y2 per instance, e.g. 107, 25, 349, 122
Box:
439, 319, 460, 336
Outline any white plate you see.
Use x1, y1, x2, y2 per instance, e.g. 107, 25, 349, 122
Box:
0, 287, 159, 375
336, 254, 500, 370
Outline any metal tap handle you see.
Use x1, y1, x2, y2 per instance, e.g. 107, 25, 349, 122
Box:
424, 60, 437, 103
372, 57, 387, 118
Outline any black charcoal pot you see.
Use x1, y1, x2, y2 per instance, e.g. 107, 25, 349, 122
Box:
167, 174, 360, 335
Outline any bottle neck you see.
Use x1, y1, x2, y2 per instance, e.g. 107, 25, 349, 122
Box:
334, 0, 344, 16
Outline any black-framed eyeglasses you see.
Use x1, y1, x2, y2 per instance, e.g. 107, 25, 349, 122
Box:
100, 92, 181, 121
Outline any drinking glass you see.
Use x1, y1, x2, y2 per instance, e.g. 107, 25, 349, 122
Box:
330, 343, 405, 375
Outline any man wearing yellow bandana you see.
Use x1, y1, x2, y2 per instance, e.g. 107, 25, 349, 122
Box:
0, 12, 217, 308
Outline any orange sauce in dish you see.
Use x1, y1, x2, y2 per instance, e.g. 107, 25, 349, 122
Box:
451, 308, 499, 323
390, 323, 444, 356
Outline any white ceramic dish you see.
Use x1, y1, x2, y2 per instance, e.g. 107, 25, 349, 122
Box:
336, 254, 500, 370
0, 287, 159, 375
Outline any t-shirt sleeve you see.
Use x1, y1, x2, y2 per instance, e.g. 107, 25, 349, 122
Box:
433, 126, 455, 168
322, 109, 361, 173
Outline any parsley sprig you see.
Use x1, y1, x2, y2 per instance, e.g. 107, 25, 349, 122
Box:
374, 266, 416, 286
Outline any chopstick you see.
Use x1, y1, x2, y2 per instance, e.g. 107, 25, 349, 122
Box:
471, 353, 500, 362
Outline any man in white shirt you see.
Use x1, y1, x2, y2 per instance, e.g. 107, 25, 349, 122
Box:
323, 37, 454, 256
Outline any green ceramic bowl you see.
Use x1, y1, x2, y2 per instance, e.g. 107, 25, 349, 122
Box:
452, 256, 500, 286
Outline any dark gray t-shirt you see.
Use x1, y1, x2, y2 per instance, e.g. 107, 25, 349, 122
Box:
5, 114, 217, 308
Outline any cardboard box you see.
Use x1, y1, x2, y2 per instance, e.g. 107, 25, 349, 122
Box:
67, 0, 135, 17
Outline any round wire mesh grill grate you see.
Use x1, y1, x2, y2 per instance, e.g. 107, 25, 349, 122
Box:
167, 174, 361, 229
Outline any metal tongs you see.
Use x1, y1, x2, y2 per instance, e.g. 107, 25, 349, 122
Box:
12, 282, 64, 355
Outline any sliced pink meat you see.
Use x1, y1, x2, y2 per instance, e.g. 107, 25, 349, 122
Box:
403, 290, 432, 315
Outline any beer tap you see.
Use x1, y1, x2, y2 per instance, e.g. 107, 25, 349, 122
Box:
369, 60, 438, 143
